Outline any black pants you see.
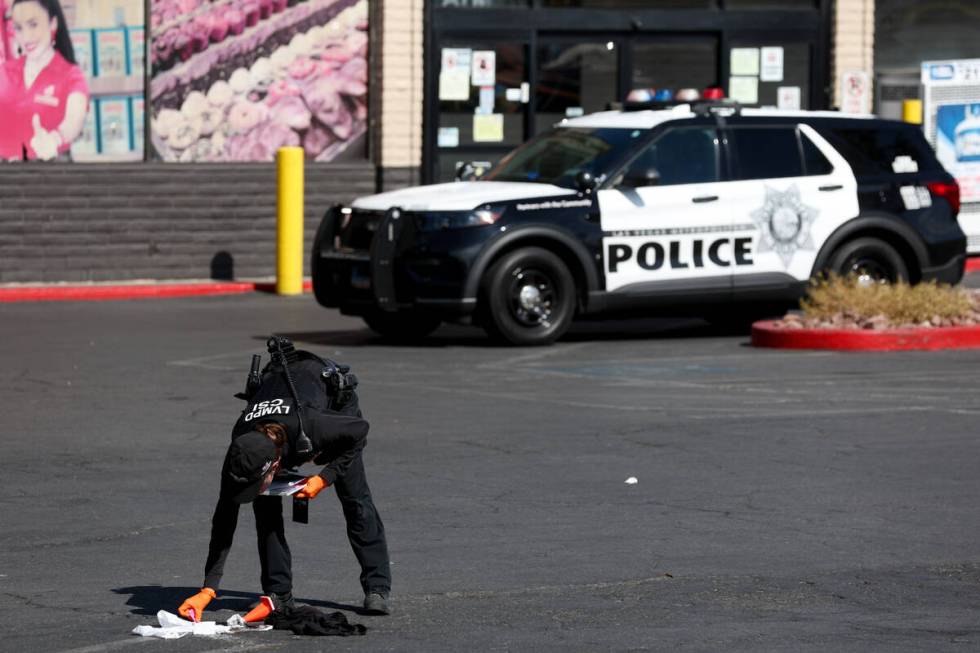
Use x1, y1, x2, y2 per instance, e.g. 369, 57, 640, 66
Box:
252, 451, 391, 596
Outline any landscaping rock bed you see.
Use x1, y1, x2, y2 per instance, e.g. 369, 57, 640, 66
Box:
767, 286, 980, 331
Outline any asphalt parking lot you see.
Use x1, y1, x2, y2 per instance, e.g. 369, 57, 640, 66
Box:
3, 292, 980, 652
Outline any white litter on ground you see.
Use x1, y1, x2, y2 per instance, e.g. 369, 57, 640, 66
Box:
625, 477, 638, 484
132, 610, 271, 639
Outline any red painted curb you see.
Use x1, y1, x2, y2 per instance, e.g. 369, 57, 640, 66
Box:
966, 257, 980, 273
752, 319, 980, 351
0, 280, 313, 303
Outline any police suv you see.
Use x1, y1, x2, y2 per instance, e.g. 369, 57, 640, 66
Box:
312, 101, 966, 345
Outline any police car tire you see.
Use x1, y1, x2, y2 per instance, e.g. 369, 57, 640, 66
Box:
363, 310, 442, 341
827, 237, 908, 284
482, 247, 576, 346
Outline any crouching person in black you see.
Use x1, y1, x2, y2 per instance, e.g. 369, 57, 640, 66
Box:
178, 339, 391, 620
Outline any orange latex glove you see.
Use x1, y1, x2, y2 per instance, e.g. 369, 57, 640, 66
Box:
178, 587, 216, 622
295, 475, 328, 499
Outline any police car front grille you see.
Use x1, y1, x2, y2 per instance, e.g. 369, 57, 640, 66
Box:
340, 209, 385, 250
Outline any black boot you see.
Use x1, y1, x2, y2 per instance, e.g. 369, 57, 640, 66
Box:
363, 592, 390, 615
269, 591, 296, 613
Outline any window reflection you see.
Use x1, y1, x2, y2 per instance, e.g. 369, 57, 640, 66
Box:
536, 42, 617, 135
632, 39, 719, 97
486, 127, 645, 187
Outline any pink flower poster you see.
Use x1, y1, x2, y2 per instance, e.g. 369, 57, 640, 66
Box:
150, 0, 367, 162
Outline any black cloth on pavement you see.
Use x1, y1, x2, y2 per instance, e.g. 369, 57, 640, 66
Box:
266, 605, 367, 636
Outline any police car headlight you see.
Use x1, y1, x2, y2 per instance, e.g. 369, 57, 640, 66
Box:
415, 209, 504, 232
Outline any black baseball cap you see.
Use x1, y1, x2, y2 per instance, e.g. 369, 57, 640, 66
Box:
220, 430, 279, 504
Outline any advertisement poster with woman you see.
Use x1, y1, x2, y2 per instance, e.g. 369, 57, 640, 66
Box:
149, 0, 368, 162
936, 102, 980, 204
0, 0, 145, 162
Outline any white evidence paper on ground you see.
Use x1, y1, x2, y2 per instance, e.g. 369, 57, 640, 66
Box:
132, 611, 272, 639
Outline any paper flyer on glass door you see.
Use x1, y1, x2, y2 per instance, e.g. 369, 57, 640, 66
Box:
440, 72, 471, 101
730, 48, 759, 76
442, 48, 472, 74
760, 47, 784, 82
471, 50, 496, 87
777, 86, 801, 110
473, 113, 503, 142
729, 76, 758, 104
440, 47, 472, 100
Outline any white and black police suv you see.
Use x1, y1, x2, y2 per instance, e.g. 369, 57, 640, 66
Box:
312, 101, 966, 346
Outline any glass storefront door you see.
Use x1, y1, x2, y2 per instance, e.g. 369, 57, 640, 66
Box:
433, 39, 529, 182
426, 2, 829, 184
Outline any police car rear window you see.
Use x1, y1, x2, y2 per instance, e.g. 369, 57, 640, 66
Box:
730, 127, 804, 180
817, 126, 941, 176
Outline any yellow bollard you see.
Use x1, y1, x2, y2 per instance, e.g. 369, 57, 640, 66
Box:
902, 99, 923, 125
276, 146, 304, 295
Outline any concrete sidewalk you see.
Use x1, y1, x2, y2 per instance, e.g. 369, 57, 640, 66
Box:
0, 278, 313, 302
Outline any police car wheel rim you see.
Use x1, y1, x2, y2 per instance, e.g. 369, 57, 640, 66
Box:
847, 259, 892, 286
509, 268, 555, 327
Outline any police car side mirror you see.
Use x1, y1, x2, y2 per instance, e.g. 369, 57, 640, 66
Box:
575, 171, 598, 193
622, 168, 661, 188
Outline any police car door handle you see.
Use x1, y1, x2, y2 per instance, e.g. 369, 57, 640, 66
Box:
819, 184, 843, 192
691, 195, 718, 203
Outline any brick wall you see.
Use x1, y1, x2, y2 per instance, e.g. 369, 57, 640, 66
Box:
0, 162, 375, 283
377, 0, 424, 170
833, 0, 875, 108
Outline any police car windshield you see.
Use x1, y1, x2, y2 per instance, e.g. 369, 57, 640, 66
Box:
484, 128, 645, 187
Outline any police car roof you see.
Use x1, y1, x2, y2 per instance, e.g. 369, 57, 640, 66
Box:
559, 105, 874, 130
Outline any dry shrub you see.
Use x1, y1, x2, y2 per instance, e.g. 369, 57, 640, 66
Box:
801, 274, 973, 325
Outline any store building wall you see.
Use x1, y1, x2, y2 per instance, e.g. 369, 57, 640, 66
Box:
2, 1, 910, 285
0, 0, 391, 285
